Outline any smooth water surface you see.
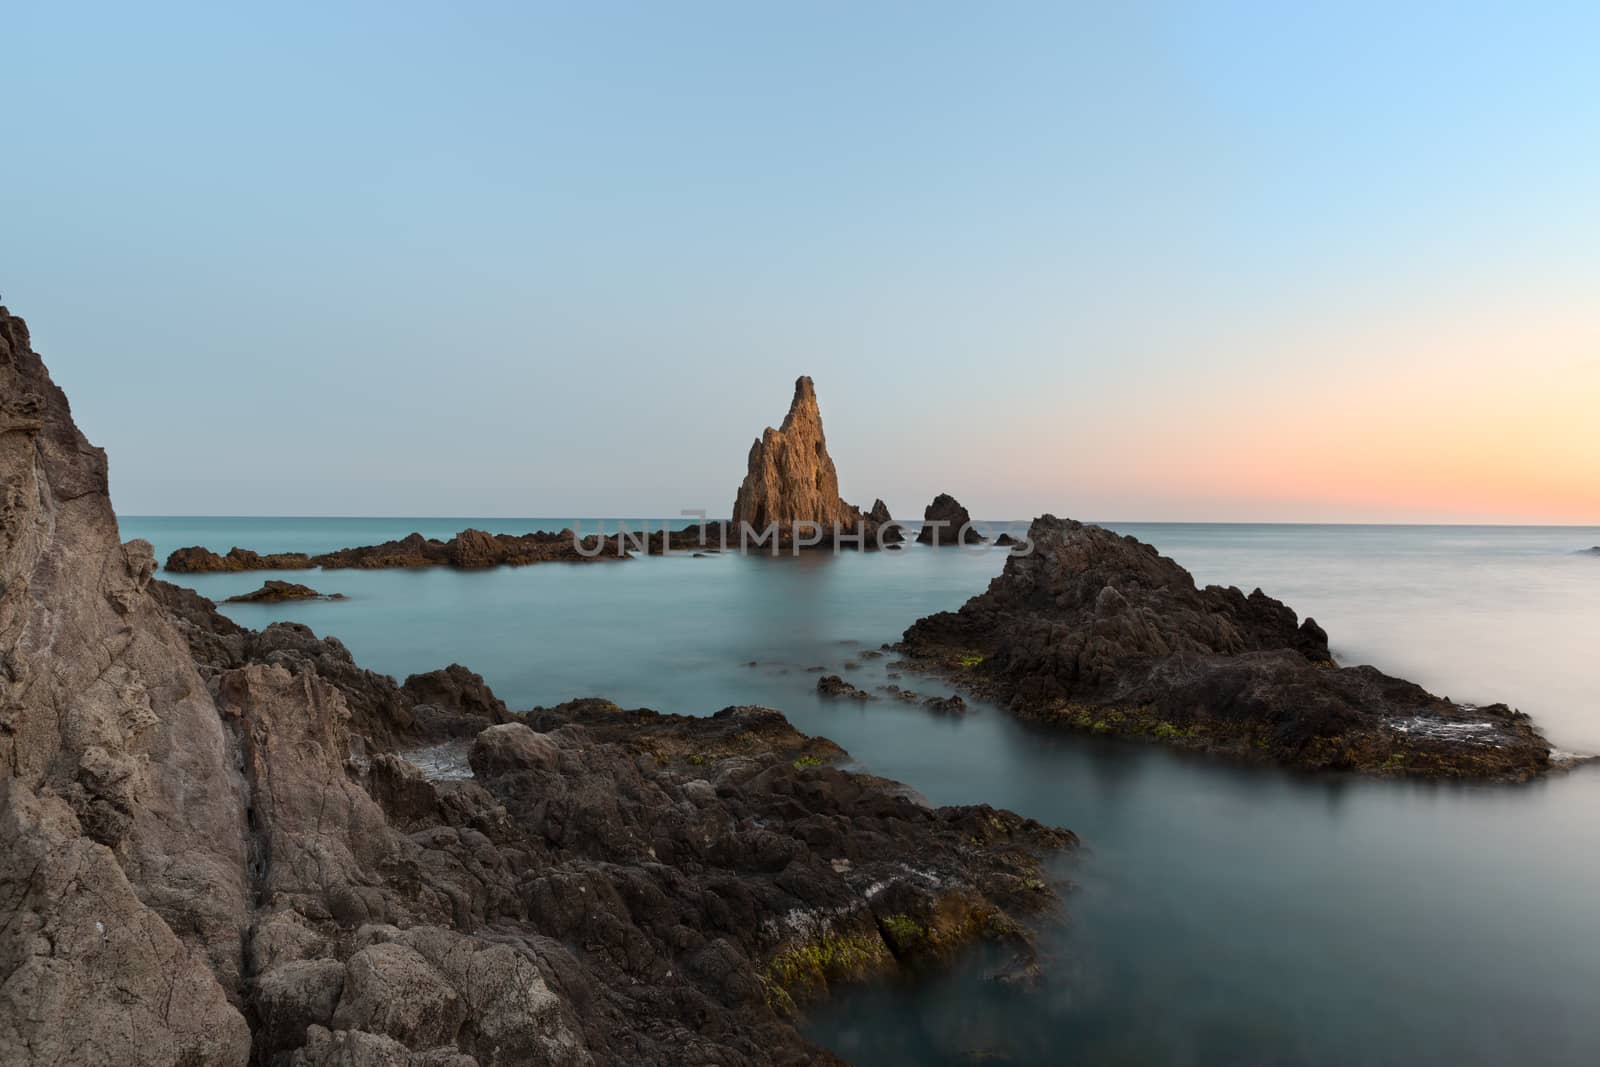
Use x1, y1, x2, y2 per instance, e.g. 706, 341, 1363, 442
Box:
127, 516, 1600, 1066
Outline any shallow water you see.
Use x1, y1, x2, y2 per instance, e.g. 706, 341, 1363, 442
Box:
127, 516, 1600, 1066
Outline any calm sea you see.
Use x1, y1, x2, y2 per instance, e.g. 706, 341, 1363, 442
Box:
124, 516, 1600, 1066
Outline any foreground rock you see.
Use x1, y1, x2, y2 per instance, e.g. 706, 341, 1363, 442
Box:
225, 580, 345, 603
730, 377, 895, 548
902, 514, 1555, 780
2, 305, 1076, 1064
915, 493, 986, 545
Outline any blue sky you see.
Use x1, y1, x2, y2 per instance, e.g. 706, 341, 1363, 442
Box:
6, 1, 1597, 521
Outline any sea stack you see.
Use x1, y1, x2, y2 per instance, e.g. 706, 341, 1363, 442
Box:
731, 376, 867, 544
916, 493, 986, 545
868, 498, 905, 543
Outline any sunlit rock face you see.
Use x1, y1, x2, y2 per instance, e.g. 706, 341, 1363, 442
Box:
731, 376, 865, 540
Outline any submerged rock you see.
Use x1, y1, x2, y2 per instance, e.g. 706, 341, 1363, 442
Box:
915, 493, 986, 545
1, 303, 1077, 1065
817, 674, 877, 700
922, 694, 968, 716
224, 580, 344, 603
901, 514, 1554, 780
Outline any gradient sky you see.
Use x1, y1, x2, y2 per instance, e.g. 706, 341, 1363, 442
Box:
6, 1, 1597, 522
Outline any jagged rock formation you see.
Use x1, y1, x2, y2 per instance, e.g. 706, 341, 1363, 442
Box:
1, 305, 1075, 1064
915, 493, 985, 545
902, 515, 1554, 780
225, 580, 345, 603
732, 377, 859, 536
730, 377, 895, 548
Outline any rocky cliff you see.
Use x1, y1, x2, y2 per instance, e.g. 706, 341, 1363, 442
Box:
902, 515, 1554, 780
0, 307, 1075, 1064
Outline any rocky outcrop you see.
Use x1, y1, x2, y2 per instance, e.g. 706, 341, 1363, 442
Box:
166, 545, 314, 572
730, 377, 895, 548
225, 580, 345, 603
915, 493, 985, 545
2, 304, 1077, 1064
732, 376, 859, 537
902, 514, 1554, 780
168, 524, 731, 574
867, 499, 904, 544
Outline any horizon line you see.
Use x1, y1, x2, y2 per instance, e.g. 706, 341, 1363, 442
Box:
119, 514, 1600, 530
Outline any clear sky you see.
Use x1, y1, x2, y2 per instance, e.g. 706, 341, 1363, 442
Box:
5, 1, 1597, 522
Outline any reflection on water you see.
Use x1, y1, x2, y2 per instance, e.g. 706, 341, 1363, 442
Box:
126, 517, 1600, 1066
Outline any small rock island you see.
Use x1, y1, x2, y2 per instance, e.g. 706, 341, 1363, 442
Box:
224, 580, 345, 604
731, 376, 898, 547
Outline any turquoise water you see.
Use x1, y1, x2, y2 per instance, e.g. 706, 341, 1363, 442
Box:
127, 516, 1600, 1066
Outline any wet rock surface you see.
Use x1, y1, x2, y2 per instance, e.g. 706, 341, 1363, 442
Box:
1, 305, 1077, 1064
902, 514, 1555, 780
817, 675, 877, 700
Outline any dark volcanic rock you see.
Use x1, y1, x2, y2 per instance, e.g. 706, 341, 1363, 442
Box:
915, 493, 986, 545
817, 674, 876, 700
3, 304, 1079, 1066
902, 514, 1554, 780
166, 545, 315, 572
224, 580, 344, 604
179, 527, 649, 574
922, 695, 967, 716
312, 527, 631, 569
